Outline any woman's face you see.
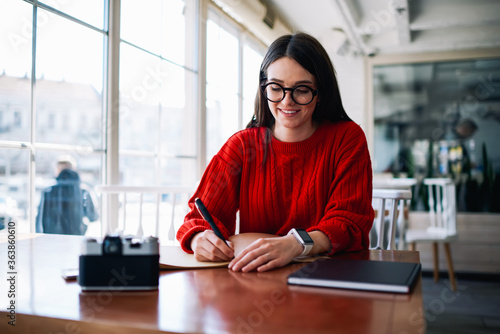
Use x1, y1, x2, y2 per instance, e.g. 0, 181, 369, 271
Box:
265, 57, 319, 142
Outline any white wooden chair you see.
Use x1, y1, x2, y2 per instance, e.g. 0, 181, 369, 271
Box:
372, 176, 417, 249
95, 185, 194, 244
371, 188, 412, 250
405, 178, 458, 291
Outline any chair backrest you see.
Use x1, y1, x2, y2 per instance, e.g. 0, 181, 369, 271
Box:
95, 185, 194, 244
373, 176, 417, 190
423, 178, 456, 236
371, 188, 412, 250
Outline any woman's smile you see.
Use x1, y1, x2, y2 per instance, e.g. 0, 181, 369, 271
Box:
279, 108, 300, 115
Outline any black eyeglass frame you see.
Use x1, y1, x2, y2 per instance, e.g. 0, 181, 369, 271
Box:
261, 82, 319, 105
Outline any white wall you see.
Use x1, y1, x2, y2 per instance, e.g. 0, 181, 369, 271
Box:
331, 54, 367, 132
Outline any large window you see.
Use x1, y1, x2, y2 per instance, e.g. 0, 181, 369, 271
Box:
0, 0, 266, 237
0, 0, 106, 234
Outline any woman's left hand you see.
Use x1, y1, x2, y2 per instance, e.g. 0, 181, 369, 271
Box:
228, 234, 303, 272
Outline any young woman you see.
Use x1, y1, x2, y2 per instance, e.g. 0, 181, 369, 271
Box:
176, 32, 374, 272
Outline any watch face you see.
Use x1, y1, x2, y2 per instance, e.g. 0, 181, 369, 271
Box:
296, 229, 313, 244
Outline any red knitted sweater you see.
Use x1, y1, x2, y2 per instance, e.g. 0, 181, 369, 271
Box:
177, 121, 374, 255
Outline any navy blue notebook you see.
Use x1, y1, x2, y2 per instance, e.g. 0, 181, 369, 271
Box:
288, 258, 421, 294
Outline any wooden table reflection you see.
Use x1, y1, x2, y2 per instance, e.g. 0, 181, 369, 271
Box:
0, 234, 425, 333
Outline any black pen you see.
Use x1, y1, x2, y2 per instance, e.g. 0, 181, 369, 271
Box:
194, 198, 229, 246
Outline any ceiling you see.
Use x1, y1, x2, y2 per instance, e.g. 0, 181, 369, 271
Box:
265, 0, 500, 57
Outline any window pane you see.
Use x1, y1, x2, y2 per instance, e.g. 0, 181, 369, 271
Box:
120, 43, 189, 152
120, 42, 196, 153
160, 69, 197, 157
121, 0, 162, 54
39, 0, 105, 30
206, 15, 239, 159
35, 151, 102, 236
119, 156, 197, 187
121, 0, 194, 68
36, 9, 104, 147
35, 151, 102, 186
206, 85, 239, 158
120, 156, 157, 186
0, 1, 32, 142
243, 43, 263, 127
207, 17, 239, 94
0, 149, 30, 233
160, 0, 188, 66
160, 157, 197, 186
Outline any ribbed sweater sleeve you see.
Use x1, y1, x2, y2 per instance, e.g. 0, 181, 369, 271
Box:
308, 123, 374, 254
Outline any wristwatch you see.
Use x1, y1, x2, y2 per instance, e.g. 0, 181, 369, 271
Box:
288, 228, 314, 257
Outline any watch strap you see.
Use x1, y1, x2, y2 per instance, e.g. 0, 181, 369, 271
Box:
288, 228, 313, 257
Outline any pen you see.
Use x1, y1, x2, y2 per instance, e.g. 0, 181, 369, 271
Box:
194, 198, 229, 246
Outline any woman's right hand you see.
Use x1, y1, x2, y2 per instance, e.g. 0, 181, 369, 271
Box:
191, 230, 234, 262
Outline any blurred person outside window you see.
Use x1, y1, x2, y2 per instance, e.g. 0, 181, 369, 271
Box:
36, 155, 98, 235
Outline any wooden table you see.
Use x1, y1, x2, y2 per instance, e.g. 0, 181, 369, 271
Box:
0, 233, 426, 333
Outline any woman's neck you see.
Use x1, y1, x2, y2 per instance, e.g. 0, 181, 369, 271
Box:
272, 123, 318, 143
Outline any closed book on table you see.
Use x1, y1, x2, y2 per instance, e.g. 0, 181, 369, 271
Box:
287, 258, 421, 294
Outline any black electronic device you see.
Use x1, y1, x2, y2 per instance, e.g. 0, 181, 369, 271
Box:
78, 235, 159, 291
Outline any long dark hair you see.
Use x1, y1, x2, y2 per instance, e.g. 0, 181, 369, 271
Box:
247, 32, 351, 129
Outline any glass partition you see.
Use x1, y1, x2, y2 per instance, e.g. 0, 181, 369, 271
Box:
373, 58, 500, 212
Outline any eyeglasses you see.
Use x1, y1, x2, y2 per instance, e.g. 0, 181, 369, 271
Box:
262, 82, 319, 105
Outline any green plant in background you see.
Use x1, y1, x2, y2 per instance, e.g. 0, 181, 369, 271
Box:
461, 146, 480, 212
426, 140, 434, 179
481, 142, 496, 211
492, 174, 500, 212
406, 149, 415, 178
461, 142, 499, 212
482, 143, 494, 190
411, 140, 434, 211
401, 140, 499, 213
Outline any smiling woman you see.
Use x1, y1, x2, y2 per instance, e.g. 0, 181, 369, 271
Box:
177, 32, 374, 273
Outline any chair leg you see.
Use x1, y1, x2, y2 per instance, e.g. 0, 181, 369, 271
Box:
444, 243, 457, 292
432, 242, 439, 282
